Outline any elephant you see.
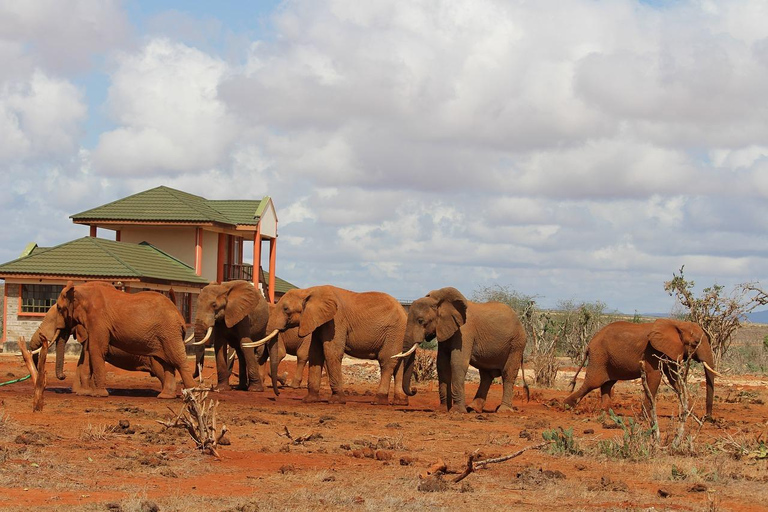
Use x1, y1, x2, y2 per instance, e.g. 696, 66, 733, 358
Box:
31, 281, 195, 398
398, 287, 528, 414
258, 285, 408, 405
29, 304, 171, 395
563, 318, 721, 418
190, 280, 279, 395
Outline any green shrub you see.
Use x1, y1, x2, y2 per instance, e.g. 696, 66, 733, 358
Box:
597, 410, 657, 460
542, 427, 581, 456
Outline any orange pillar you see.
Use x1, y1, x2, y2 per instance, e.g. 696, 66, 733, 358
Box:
216, 233, 225, 283
253, 225, 262, 289
194, 228, 203, 276
268, 237, 277, 304
89, 225, 97, 237
115, 230, 121, 242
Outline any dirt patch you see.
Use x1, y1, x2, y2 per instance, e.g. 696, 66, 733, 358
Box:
0, 354, 767, 510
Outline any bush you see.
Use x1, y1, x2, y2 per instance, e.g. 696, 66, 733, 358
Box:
412, 350, 437, 382
542, 427, 581, 456
597, 410, 657, 460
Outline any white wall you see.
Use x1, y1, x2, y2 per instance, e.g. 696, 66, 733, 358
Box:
201, 230, 218, 282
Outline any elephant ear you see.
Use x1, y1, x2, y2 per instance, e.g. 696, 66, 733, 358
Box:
224, 281, 259, 328
299, 289, 338, 338
74, 324, 88, 343
648, 319, 685, 362
428, 287, 468, 342
58, 281, 75, 310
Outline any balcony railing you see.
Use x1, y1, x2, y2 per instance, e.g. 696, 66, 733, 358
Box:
223, 263, 253, 282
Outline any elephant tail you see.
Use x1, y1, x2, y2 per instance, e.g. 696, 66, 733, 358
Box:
520, 351, 530, 402
569, 349, 589, 392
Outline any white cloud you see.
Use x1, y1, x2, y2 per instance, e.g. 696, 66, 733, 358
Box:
92, 39, 239, 175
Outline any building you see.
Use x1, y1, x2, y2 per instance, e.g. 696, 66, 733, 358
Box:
0, 186, 297, 351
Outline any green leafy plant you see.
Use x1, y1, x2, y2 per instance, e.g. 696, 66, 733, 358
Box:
542, 427, 581, 456
597, 410, 657, 460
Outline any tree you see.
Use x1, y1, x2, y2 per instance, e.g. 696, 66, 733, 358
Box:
557, 299, 613, 364
663, 266, 768, 369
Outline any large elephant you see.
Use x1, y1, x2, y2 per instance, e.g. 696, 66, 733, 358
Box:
190, 280, 279, 394
399, 287, 528, 414
31, 281, 195, 398
29, 307, 169, 395
260, 285, 408, 405
563, 319, 721, 417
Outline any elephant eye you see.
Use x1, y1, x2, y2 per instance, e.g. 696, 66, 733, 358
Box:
417, 317, 424, 325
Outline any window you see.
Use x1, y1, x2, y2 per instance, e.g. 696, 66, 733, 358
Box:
176, 291, 192, 323
21, 284, 60, 314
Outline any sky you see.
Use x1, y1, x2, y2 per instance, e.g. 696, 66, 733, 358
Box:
1, 0, 768, 314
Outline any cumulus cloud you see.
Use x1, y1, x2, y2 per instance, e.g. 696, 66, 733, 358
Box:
92, 39, 239, 175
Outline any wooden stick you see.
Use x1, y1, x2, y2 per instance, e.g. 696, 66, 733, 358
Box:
453, 442, 549, 483
33, 334, 49, 412
17, 336, 38, 386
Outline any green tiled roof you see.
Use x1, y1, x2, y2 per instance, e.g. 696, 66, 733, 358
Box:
260, 271, 298, 295
0, 237, 208, 285
71, 186, 263, 226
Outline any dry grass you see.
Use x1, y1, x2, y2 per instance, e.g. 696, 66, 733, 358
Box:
79, 423, 117, 442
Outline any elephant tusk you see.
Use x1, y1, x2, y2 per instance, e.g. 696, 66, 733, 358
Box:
29, 337, 56, 355
187, 326, 213, 346
184, 332, 195, 344
241, 329, 279, 349
391, 343, 419, 359
702, 361, 724, 378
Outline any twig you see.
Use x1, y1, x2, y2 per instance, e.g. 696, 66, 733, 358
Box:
453, 442, 549, 483
639, 360, 660, 444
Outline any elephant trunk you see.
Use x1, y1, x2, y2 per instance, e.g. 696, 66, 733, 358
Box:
268, 336, 280, 396
402, 351, 417, 396
695, 342, 716, 418
55, 331, 66, 380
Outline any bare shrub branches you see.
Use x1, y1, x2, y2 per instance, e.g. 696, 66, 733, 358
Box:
664, 266, 768, 368
17, 335, 48, 412
158, 385, 228, 457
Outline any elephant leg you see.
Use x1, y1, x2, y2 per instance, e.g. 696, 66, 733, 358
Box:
469, 369, 494, 413
563, 367, 607, 409
392, 358, 408, 406
236, 342, 264, 392
193, 346, 205, 379
498, 353, 523, 413
157, 360, 178, 399
213, 339, 231, 390
88, 339, 110, 397
600, 380, 617, 410
291, 338, 310, 389
149, 356, 168, 390
436, 347, 452, 411
303, 335, 325, 403
73, 347, 92, 396
323, 340, 347, 404
373, 354, 398, 406
449, 351, 470, 414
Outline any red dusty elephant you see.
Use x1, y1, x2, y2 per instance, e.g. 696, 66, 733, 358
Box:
32, 281, 195, 398
255, 285, 408, 405
564, 318, 721, 417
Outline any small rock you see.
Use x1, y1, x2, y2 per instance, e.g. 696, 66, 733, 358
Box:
118, 420, 130, 429
218, 433, 231, 446
279, 445, 290, 453
689, 483, 708, 493
574, 463, 587, 471
583, 428, 594, 434
322, 475, 336, 482
374, 449, 393, 461
658, 488, 671, 498
106, 503, 122, 511
519, 430, 533, 440
385, 422, 402, 429
278, 465, 295, 474
399, 455, 415, 466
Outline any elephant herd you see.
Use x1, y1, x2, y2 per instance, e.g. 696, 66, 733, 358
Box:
27, 280, 721, 417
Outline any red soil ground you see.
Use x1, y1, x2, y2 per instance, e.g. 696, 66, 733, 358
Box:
1, 354, 767, 511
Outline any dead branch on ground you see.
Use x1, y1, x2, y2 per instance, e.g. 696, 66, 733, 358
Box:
157, 384, 227, 457
453, 441, 550, 483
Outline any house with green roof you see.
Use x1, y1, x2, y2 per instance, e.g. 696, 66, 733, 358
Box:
0, 186, 297, 350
